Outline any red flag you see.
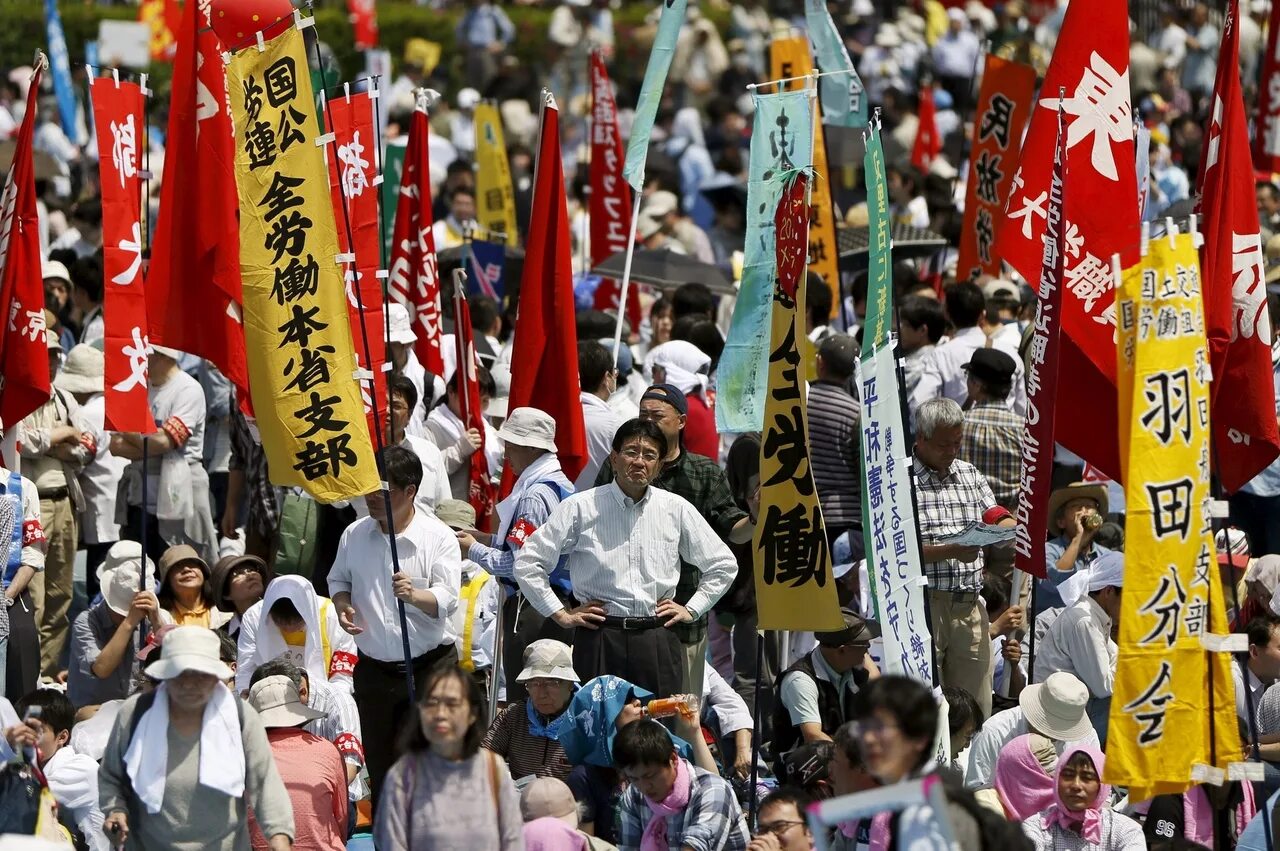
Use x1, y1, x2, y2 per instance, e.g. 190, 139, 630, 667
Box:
90, 78, 154, 435
1013, 102, 1068, 581
1195, 0, 1280, 492
387, 96, 445, 378
995, 0, 1136, 480
325, 89, 387, 445
139, 0, 181, 62
911, 84, 940, 172
148, 0, 249, 403
347, 0, 378, 51
454, 291, 496, 530
0, 64, 50, 428
507, 97, 588, 483
1255, 0, 1280, 174
587, 52, 640, 333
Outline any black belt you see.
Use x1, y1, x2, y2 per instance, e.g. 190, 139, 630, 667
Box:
38, 487, 68, 501
360, 644, 451, 675
600, 615, 661, 631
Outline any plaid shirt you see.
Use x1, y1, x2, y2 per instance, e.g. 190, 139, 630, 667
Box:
597, 448, 746, 644
912, 455, 997, 592
959, 401, 1023, 510
616, 761, 750, 851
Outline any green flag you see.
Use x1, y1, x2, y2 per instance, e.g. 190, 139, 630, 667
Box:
861, 119, 893, 356
622, 0, 688, 192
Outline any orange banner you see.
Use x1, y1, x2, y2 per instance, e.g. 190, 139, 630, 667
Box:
957, 55, 1035, 282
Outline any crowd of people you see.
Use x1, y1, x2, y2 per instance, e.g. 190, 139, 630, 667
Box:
2, 0, 1280, 849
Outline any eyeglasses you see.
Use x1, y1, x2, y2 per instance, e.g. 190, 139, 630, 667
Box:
757, 820, 806, 837
619, 447, 660, 462
851, 718, 900, 738
421, 697, 468, 711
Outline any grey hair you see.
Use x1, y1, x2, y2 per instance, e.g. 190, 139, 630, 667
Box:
250, 657, 304, 690
916, 398, 965, 440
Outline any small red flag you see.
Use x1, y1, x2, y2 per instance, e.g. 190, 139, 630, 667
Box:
1195, 0, 1280, 492
506, 97, 588, 485
387, 96, 445, 378
454, 291, 497, 529
911, 84, 940, 172
347, 0, 378, 50
587, 52, 640, 334
91, 78, 155, 435
139, 0, 181, 62
325, 89, 387, 445
148, 0, 249, 404
0, 64, 51, 428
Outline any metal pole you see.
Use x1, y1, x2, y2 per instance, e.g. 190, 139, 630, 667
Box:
609, 192, 645, 366
747, 631, 764, 829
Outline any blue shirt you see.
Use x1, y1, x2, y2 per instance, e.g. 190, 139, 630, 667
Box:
1035, 536, 1113, 614
455, 4, 514, 49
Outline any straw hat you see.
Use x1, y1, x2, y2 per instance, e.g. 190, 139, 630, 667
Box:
1046, 482, 1108, 535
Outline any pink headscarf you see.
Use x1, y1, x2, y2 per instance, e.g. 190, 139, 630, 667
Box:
522, 817, 588, 851
1042, 744, 1109, 843
994, 734, 1057, 821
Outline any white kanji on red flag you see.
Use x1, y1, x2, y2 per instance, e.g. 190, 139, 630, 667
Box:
338, 130, 370, 199
112, 222, 144, 285
113, 326, 151, 393
1038, 52, 1131, 181
1231, 231, 1270, 342
110, 114, 137, 189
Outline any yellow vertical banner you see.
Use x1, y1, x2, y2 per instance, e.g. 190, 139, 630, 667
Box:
1108, 233, 1241, 801
227, 25, 378, 502
474, 102, 519, 246
770, 36, 841, 316
753, 174, 843, 632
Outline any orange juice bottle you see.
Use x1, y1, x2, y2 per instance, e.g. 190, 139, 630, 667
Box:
644, 694, 700, 720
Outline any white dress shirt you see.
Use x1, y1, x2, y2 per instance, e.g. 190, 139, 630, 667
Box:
514, 482, 738, 620
703, 666, 752, 735
576, 392, 623, 491
908, 326, 1027, 417
326, 508, 462, 662
1234, 659, 1270, 731
402, 434, 452, 508
73, 394, 128, 545
425, 404, 503, 501
1033, 596, 1116, 699
962, 705, 1100, 790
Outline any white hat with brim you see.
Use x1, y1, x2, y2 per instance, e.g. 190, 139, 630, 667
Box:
516, 639, 579, 683
54, 344, 105, 395
1019, 672, 1094, 742
103, 563, 157, 618
146, 625, 233, 681
249, 675, 326, 728
386, 303, 418, 345
497, 406, 558, 452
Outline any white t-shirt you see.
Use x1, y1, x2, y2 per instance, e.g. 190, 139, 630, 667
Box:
137, 370, 206, 512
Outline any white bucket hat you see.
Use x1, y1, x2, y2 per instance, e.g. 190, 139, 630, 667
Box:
386, 302, 418, 345
1019, 672, 1093, 742
497, 406, 557, 453
54, 344, 104, 395
95, 540, 156, 591
516, 639, 579, 683
103, 562, 157, 618
146, 626, 233, 681
248, 675, 325, 728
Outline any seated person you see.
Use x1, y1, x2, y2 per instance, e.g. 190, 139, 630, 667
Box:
68, 543, 158, 708
483, 639, 578, 782
613, 719, 750, 850
772, 609, 879, 774
749, 787, 816, 851
4, 689, 107, 847
236, 574, 358, 695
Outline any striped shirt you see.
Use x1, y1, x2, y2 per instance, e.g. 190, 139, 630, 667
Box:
912, 456, 997, 592
480, 699, 573, 782
514, 482, 738, 620
959, 400, 1023, 510
807, 381, 862, 529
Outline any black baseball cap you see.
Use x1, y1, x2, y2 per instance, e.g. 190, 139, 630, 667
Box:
640, 383, 688, 416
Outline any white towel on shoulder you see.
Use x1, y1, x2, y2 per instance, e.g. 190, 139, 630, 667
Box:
123, 681, 246, 814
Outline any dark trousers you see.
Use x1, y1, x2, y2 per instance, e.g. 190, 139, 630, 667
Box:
123, 507, 166, 567
573, 622, 683, 698
502, 591, 575, 704
5, 590, 40, 699
84, 542, 113, 603
355, 642, 458, 811
1231, 491, 1280, 557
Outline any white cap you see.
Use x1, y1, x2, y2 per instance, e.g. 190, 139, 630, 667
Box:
386, 302, 418, 345
497, 406, 557, 452
42, 259, 71, 283
457, 88, 481, 111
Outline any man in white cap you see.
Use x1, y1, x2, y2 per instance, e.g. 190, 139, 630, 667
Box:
248, 675, 348, 851
383, 373, 451, 511
55, 343, 125, 600
963, 671, 1100, 789
426, 361, 504, 500
20, 326, 90, 679
386, 301, 445, 440
0, 419, 46, 699
99, 626, 295, 850
456, 406, 575, 703
67, 541, 159, 708
1033, 551, 1125, 745
110, 344, 216, 565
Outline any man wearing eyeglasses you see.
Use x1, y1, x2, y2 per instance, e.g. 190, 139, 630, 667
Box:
771, 609, 880, 777
515, 418, 738, 697
749, 788, 816, 851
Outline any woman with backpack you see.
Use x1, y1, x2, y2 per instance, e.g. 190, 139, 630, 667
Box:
97, 626, 294, 849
